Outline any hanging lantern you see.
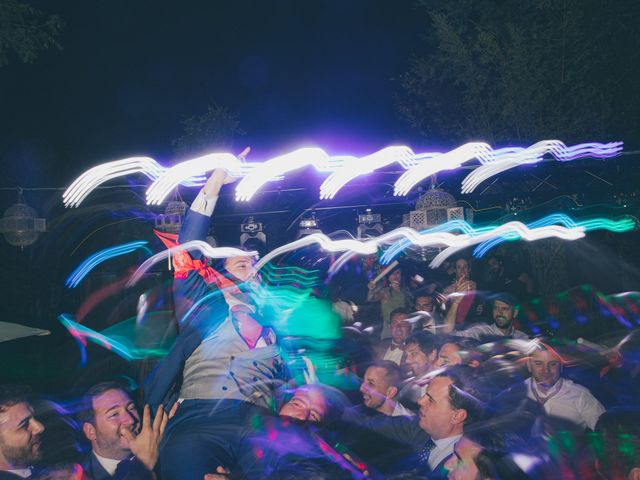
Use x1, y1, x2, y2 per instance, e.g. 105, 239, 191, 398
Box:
0, 189, 46, 248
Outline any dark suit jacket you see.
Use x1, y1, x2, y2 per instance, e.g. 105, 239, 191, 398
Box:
375, 339, 405, 363
81, 452, 153, 480
0, 472, 27, 480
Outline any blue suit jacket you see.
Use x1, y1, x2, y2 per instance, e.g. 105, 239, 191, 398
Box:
144, 209, 232, 410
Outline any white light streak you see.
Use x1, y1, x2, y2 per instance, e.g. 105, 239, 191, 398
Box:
319, 146, 419, 199
63, 140, 623, 207
63, 157, 204, 208
461, 140, 622, 194
394, 143, 493, 196
234, 148, 343, 202
146, 153, 246, 205
428, 223, 585, 268
126, 241, 258, 286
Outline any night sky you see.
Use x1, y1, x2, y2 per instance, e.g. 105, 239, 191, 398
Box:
0, 0, 426, 189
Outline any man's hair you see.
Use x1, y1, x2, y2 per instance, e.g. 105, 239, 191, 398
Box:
0, 384, 32, 412
413, 291, 434, 302
404, 331, 441, 355
440, 336, 485, 365
389, 307, 411, 320
490, 292, 519, 309
524, 338, 563, 361
77, 381, 133, 426
436, 365, 486, 425
283, 384, 350, 425
367, 360, 403, 389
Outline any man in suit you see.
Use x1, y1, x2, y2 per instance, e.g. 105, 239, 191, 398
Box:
0, 385, 45, 479
78, 382, 170, 480
359, 361, 413, 417
379, 308, 413, 365
145, 168, 286, 479
341, 366, 485, 479
397, 332, 442, 409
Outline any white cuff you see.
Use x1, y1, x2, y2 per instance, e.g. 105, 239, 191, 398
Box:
190, 189, 219, 217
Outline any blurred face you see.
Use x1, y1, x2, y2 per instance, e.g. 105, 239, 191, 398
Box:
279, 387, 327, 423
455, 259, 470, 280
389, 269, 402, 285
224, 255, 255, 282
487, 257, 502, 274
528, 349, 562, 387
405, 342, 435, 377
391, 314, 412, 344
417, 376, 464, 440
444, 436, 483, 480
492, 300, 516, 329
360, 367, 394, 410
0, 402, 44, 468
84, 389, 139, 461
435, 343, 463, 367
415, 296, 435, 313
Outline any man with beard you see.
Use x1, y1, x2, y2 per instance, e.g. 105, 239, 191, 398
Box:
0, 385, 44, 479
78, 382, 171, 480
444, 293, 529, 341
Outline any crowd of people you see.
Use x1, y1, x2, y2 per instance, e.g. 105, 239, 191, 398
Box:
1, 168, 639, 480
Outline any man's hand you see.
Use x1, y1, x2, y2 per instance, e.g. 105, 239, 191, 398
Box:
121, 404, 170, 471
204, 466, 230, 479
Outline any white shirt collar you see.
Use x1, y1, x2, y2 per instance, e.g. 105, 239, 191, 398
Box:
93, 451, 123, 476
6, 468, 32, 478
429, 434, 463, 470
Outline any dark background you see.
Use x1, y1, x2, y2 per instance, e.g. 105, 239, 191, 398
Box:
1, 0, 639, 393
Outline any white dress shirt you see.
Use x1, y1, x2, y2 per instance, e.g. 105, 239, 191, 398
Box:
429, 434, 462, 470
391, 401, 415, 417
93, 451, 121, 476
382, 344, 404, 365
525, 377, 605, 430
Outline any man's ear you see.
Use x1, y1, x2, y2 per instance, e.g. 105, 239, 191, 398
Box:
428, 349, 438, 364
387, 386, 398, 400
452, 408, 468, 425
526, 358, 532, 374
82, 422, 97, 441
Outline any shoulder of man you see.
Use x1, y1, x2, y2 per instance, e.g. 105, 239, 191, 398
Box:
0, 472, 26, 480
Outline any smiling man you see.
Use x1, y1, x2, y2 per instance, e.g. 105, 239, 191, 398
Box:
145, 168, 286, 480
445, 293, 529, 341
0, 385, 44, 479
359, 361, 413, 417
341, 366, 484, 479
525, 343, 604, 431
78, 382, 170, 480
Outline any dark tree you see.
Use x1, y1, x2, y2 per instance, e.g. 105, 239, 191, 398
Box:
0, 0, 63, 66
396, 0, 640, 145
172, 103, 245, 157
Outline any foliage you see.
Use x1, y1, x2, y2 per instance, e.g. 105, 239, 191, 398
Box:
396, 0, 640, 144
172, 103, 245, 157
0, 0, 63, 66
